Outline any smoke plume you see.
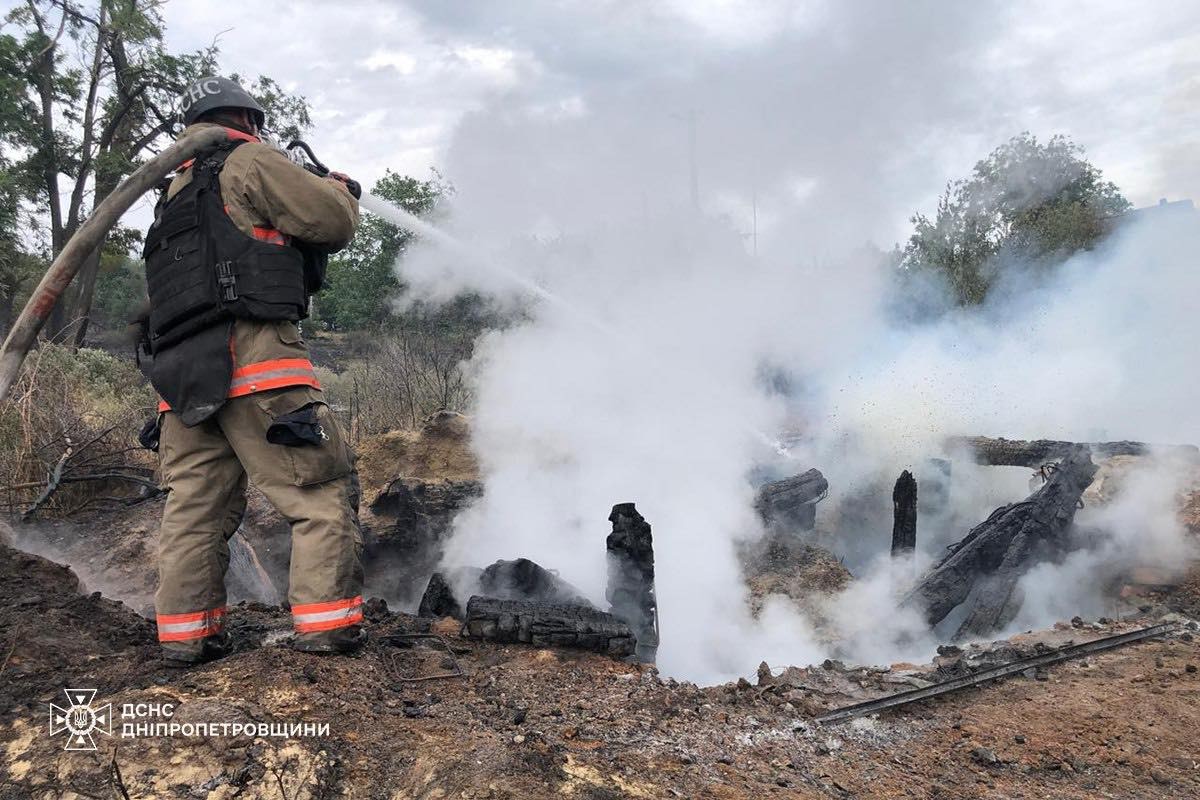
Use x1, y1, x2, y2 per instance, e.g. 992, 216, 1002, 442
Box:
373, 3, 1199, 683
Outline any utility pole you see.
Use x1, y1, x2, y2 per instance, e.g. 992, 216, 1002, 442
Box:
687, 109, 699, 213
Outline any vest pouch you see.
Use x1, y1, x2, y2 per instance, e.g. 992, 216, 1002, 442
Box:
149, 321, 236, 426
146, 238, 227, 354
223, 247, 308, 323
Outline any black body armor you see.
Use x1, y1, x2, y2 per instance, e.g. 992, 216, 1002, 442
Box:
140, 141, 310, 425
142, 141, 308, 355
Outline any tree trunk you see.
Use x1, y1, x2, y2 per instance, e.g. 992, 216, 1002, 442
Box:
900, 445, 1097, 639
31, 9, 66, 339
68, 247, 102, 349
66, 15, 138, 350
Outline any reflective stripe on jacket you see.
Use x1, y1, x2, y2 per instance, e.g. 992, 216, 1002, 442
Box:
157, 355, 321, 412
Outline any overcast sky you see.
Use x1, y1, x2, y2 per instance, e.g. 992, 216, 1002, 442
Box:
10, 0, 1187, 247
151, 0, 1200, 246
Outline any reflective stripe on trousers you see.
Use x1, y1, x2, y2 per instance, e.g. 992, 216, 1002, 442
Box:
292, 596, 363, 634
157, 357, 321, 412
157, 607, 226, 642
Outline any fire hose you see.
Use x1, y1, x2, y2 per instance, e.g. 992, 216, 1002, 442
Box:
0, 129, 356, 403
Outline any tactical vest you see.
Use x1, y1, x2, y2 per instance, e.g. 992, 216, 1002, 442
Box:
142, 140, 308, 354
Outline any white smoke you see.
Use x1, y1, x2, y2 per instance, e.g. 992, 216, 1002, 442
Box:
1009, 455, 1200, 631
367, 4, 1200, 683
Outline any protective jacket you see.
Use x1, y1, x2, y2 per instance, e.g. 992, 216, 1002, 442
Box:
142, 123, 357, 425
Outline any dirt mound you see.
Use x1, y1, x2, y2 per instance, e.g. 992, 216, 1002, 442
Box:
2, 411, 483, 619
741, 533, 852, 618
0, 543, 159, 715
1181, 484, 1200, 536
7, 496, 279, 617
4, 501, 163, 616
354, 410, 479, 501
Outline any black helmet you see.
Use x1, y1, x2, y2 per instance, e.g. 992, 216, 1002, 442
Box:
178, 76, 265, 129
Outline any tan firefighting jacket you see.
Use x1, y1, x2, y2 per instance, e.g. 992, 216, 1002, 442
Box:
156, 123, 359, 411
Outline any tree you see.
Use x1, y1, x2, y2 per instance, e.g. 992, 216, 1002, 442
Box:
900, 133, 1131, 305
0, 0, 311, 346
0, 165, 43, 335
316, 170, 449, 330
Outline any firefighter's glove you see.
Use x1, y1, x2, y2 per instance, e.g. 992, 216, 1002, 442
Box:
138, 416, 161, 452
266, 403, 329, 447
327, 171, 362, 200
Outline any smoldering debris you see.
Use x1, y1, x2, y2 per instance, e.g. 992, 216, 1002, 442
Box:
606, 503, 659, 662
418, 504, 660, 660
417, 571, 462, 619
463, 597, 637, 657
890, 470, 918, 558
948, 436, 1200, 468
901, 445, 1098, 639
755, 468, 829, 534
479, 557, 589, 604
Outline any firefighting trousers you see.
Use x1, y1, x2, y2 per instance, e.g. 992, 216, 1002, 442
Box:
154, 385, 364, 657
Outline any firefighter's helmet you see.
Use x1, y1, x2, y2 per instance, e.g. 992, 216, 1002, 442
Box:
179, 76, 265, 129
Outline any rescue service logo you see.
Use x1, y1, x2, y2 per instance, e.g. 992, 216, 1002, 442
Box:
49, 689, 113, 751
47, 688, 329, 746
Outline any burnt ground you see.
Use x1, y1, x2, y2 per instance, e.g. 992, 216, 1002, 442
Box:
3, 538, 1200, 800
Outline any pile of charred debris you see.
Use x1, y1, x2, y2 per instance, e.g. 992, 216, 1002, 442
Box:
416, 502, 660, 662
411, 434, 1197, 676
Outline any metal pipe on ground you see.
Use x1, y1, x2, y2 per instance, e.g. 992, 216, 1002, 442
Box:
816, 622, 1177, 725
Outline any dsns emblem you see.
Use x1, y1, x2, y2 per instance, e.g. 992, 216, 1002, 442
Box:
49, 689, 113, 751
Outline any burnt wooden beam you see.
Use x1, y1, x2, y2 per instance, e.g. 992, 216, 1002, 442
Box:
755, 468, 828, 532
900, 445, 1097, 639
946, 436, 1199, 468
463, 596, 636, 657
607, 503, 658, 662
891, 470, 917, 557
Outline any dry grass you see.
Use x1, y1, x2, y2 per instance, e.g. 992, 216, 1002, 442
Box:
317, 326, 475, 440
0, 343, 157, 518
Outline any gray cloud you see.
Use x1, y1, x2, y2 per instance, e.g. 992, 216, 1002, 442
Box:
155, 0, 1200, 232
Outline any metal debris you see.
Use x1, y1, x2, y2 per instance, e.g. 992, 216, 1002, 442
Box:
380, 633, 466, 684
816, 622, 1177, 725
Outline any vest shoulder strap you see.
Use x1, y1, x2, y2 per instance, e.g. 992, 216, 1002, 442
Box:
191, 139, 246, 188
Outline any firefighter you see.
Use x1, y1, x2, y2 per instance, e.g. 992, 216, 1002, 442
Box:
142, 76, 364, 663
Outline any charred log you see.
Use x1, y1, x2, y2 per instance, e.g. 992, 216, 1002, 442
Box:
417, 572, 462, 619
479, 558, 588, 604
755, 468, 828, 532
365, 477, 483, 604
463, 596, 636, 657
901, 445, 1097, 639
947, 436, 1198, 468
607, 503, 658, 662
370, 477, 483, 523
891, 470, 917, 557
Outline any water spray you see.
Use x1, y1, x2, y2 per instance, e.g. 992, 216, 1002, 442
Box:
282, 138, 795, 456
359, 192, 617, 338
359, 190, 797, 459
